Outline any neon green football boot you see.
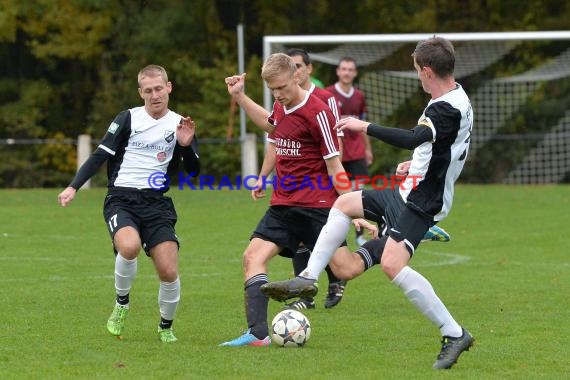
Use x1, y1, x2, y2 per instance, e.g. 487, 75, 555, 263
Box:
158, 327, 178, 343
106, 303, 129, 336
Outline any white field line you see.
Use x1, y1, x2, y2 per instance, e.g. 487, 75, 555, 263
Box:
414, 250, 472, 267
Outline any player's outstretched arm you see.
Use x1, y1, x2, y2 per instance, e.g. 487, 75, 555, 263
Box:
337, 117, 433, 150
58, 148, 110, 207
224, 73, 274, 133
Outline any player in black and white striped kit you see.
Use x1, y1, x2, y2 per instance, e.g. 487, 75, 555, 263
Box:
58, 65, 199, 343
262, 37, 475, 369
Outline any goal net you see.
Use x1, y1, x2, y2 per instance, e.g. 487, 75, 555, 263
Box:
263, 32, 570, 184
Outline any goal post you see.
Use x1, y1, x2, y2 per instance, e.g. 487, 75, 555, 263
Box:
262, 31, 570, 184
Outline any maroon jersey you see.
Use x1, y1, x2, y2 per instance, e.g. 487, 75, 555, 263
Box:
267, 91, 340, 208
310, 84, 341, 122
326, 83, 367, 161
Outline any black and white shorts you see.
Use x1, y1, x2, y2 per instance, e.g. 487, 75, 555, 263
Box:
252, 206, 347, 258
103, 188, 179, 256
361, 188, 433, 256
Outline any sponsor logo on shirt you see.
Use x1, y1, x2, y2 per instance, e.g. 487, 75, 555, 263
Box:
274, 137, 301, 157
107, 122, 119, 134
129, 141, 169, 151
164, 130, 175, 143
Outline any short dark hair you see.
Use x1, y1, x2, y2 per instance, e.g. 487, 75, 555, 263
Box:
286, 48, 311, 65
337, 56, 358, 68
412, 37, 455, 78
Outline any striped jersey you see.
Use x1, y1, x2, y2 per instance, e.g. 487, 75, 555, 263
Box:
267, 91, 340, 208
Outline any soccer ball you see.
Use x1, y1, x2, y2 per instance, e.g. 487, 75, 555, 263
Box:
271, 309, 311, 347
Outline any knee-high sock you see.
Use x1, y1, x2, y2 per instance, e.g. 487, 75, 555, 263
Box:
159, 277, 180, 321
325, 265, 341, 283
304, 208, 352, 279
392, 266, 462, 337
292, 246, 311, 276
115, 253, 137, 298
356, 235, 387, 271
245, 274, 269, 339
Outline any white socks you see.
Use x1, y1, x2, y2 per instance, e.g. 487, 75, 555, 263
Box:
114, 253, 137, 298
392, 266, 462, 337
303, 208, 352, 279
159, 277, 180, 321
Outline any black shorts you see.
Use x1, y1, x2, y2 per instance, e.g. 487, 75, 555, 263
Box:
103, 188, 179, 256
342, 159, 369, 178
252, 206, 347, 258
361, 188, 433, 256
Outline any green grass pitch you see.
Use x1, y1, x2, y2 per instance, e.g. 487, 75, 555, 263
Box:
1, 185, 569, 379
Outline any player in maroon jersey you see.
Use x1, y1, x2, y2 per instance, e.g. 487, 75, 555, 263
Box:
220, 53, 376, 347
281, 48, 350, 311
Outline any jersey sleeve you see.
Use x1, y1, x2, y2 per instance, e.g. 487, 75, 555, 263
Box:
68, 148, 109, 189
266, 101, 280, 143
327, 95, 341, 122
366, 123, 433, 150
424, 101, 462, 142
98, 110, 132, 155
311, 108, 340, 159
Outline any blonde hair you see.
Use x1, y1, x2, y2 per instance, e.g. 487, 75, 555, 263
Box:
261, 53, 296, 82
138, 64, 169, 87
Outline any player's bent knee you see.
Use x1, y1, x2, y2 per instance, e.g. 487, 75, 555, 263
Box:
333, 191, 362, 215
330, 255, 364, 280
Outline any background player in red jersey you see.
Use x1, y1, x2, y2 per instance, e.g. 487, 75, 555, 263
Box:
326, 56, 373, 248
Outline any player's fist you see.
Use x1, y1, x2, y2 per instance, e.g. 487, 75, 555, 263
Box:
58, 186, 77, 207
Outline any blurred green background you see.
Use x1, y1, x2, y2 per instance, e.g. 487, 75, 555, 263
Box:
1, 0, 569, 187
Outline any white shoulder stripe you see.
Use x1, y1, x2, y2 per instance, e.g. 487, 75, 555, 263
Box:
98, 144, 115, 156
328, 98, 340, 122
316, 110, 336, 154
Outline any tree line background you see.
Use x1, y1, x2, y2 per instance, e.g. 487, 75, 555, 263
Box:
0, 0, 569, 187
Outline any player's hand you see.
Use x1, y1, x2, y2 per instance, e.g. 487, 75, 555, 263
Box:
335, 117, 370, 133
396, 160, 411, 176
251, 178, 266, 201
225, 73, 246, 97
352, 218, 378, 239
177, 116, 196, 146
58, 186, 77, 207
